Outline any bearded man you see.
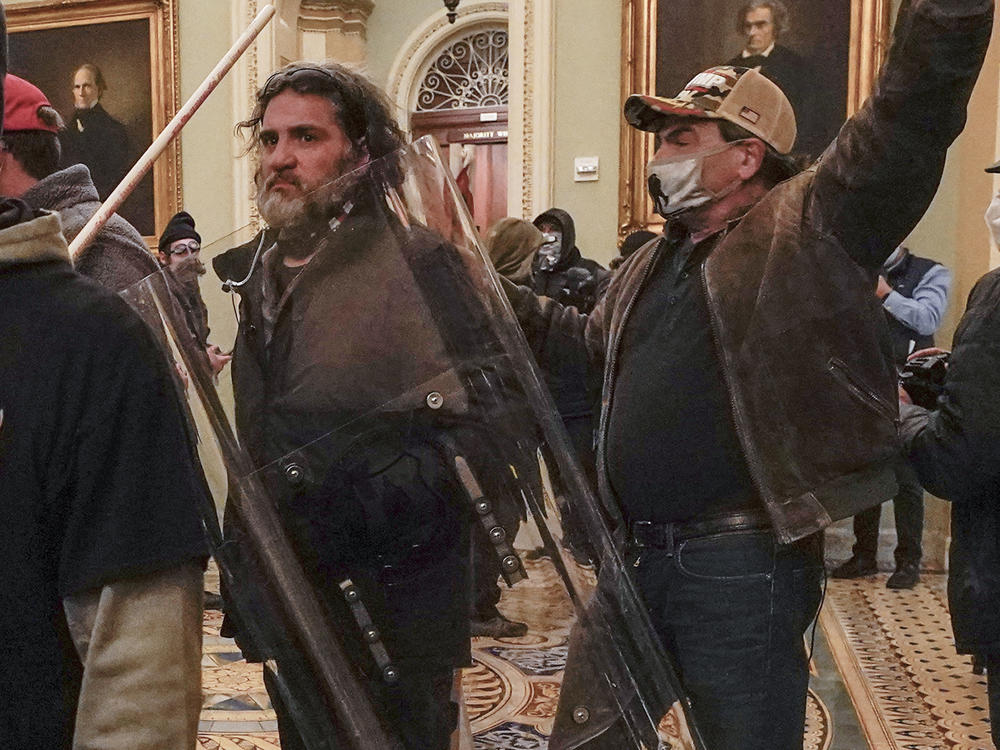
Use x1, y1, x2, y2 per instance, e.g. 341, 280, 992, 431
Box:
212, 62, 473, 750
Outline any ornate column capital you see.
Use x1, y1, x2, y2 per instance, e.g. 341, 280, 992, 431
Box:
298, 0, 374, 36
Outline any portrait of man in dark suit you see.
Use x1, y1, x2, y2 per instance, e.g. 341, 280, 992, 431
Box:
7, 12, 169, 239
60, 63, 129, 203
653, 0, 851, 168
725, 1, 835, 159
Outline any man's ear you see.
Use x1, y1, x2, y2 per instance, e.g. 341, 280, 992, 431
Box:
737, 139, 767, 181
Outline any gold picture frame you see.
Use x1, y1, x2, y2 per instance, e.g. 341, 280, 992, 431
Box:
7, 0, 180, 242
619, 0, 891, 240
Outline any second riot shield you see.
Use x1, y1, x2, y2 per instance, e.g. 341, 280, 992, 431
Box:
137, 135, 706, 749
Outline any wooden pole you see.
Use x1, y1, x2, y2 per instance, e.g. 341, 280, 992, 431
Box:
68, 4, 277, 259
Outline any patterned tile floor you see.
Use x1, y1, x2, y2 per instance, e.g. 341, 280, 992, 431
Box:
820, 574, 993, 749
198, 563, 993, 749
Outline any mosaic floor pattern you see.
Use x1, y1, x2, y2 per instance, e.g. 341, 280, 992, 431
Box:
198, 563, 991, 749
821, 575, 993, 749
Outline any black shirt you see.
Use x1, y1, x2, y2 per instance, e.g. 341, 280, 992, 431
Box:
274, 259, 303, 299
0, 259, 207, 746
606, 229, 758, 523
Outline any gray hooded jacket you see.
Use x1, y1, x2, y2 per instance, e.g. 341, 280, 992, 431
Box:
21, 163, 157, 292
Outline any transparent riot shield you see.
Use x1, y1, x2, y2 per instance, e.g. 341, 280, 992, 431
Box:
125, 135, 706, 750
119, 270, 404, 749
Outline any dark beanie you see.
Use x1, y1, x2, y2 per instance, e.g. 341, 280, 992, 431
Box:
159, 211, 200, 253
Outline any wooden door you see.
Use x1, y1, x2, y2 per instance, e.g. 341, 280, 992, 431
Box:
411, 106, 508, 235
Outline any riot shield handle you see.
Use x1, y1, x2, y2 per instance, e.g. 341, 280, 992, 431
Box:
452, 454, 527, 587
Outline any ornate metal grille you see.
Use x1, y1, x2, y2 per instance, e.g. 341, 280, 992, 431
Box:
416, 29, 508, 111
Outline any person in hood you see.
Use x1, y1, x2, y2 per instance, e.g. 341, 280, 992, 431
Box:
485, 216, 543, 286
611, 229, 658, 271
531, 207, 609, 314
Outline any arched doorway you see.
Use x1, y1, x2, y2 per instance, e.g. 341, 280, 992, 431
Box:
409, 26, 509, 234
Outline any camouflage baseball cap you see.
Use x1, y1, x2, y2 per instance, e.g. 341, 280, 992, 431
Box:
624, 66, 797, 155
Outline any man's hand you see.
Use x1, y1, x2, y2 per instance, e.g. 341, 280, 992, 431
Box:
206, 344, 233, 376
876, 275, 892, 300
174, 361, 190, 391
898, 384, 912, 405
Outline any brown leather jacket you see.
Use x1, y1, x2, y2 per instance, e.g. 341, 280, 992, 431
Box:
509, 0, 994, 544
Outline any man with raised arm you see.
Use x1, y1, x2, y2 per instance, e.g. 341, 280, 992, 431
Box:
508, 0, 994, 746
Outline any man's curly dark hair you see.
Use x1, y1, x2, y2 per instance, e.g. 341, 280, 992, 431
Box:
237, 61, 405, 163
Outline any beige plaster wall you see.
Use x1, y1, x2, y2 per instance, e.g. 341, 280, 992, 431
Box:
175, 0, 255, 412
549, 0, 623, 264
367, 0, 449, 88
177, 0, 243, 247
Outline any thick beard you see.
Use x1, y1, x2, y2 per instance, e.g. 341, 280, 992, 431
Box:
256, 187, 309, 229
255, 155, 361, 231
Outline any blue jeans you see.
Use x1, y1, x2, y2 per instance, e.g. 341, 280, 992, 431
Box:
630, 529, 824, 750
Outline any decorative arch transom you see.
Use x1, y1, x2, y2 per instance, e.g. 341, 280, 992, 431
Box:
415, 27, 509, 111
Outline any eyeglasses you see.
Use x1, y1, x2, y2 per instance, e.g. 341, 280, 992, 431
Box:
166, 240, 200, 255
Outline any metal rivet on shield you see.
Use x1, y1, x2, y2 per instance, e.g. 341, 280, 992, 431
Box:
426, 391, 444, 409
284, 463, 304, 486
363, 626, 381, 644
572, 706, 590, 724
501, 555, 520, 573
383, 665, 400, 684
342, 586, 360, 604
475, 499, 492, 515
489, 526, 507, 544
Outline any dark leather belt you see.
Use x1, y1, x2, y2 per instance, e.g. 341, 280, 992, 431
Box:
629, 509, 771, 550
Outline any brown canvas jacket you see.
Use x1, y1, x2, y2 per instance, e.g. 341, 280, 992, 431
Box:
214, 211, 470, 468
508, 0, 993, 544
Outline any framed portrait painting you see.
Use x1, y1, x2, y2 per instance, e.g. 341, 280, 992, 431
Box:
619, 0, 891, 239
7, 0, 180, 240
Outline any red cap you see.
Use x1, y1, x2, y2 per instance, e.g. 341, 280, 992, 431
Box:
4, 74, 60, 133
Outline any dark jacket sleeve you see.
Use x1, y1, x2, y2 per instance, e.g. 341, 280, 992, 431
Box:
901, 272, 1000, 499
501, 274, 608, 383
810, 0, 993, 270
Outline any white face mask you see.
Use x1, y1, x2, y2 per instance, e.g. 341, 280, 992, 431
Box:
646, 141, 745, 220
537, 231, 562, 270
985, 192, 1000, 246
